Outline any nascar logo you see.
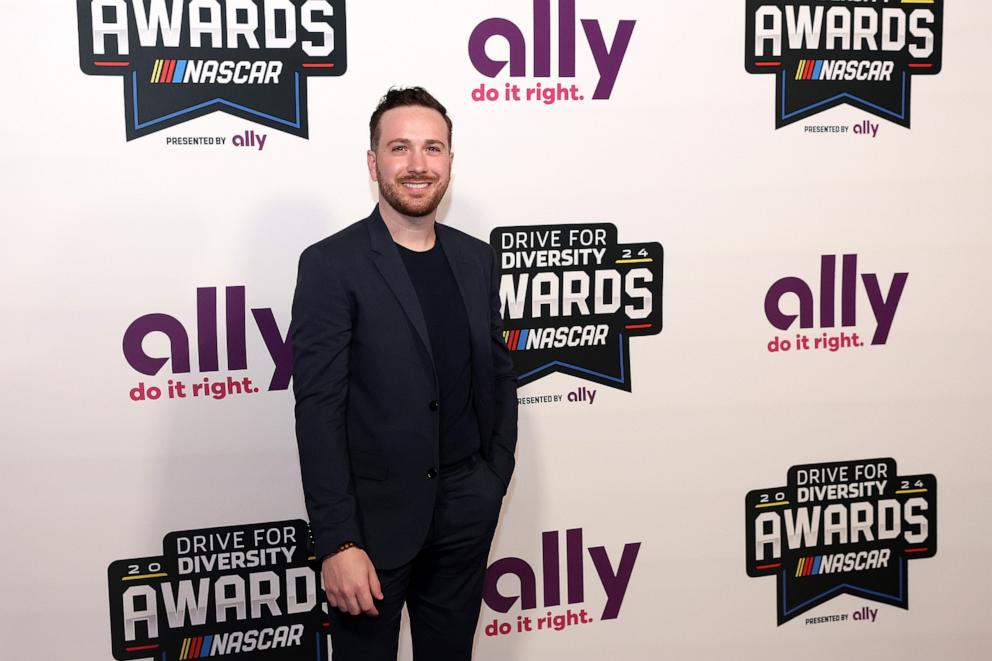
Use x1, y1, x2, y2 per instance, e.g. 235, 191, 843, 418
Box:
175, 626, 305, 658
147, 59, 283, 84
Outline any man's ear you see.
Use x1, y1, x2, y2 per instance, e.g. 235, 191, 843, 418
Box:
367, 149, 378, 182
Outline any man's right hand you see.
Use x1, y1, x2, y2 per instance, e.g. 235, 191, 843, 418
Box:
321, 547, 384, 617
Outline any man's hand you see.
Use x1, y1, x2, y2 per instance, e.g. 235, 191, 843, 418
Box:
321, 547, 384, 616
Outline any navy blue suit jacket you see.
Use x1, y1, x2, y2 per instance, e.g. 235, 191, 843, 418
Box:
291, 207, 518, 569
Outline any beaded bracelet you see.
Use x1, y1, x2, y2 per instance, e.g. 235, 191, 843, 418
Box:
334, 541, 358, 555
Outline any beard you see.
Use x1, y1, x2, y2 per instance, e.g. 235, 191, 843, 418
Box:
376, 170, 449, 218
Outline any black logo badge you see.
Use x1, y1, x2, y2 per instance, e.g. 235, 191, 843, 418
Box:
492, 223, 662, 391
77, 0, 347, 140
745, 0, 943, 127
746, 458, 937, 625
108, 520, 327, 660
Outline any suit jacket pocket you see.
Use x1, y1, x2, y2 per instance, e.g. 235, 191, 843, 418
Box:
350, 449, 387, 481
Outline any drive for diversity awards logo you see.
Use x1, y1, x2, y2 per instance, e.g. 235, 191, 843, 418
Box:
77, 0, 347, 140
745, 0, 943, 128
492, 224, 662, 391
108, 520, 327, 660
746, 458, 937, 625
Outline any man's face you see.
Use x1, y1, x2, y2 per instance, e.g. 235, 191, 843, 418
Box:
368, 105, 452, 219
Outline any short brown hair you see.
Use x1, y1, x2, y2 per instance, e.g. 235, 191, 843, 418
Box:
369, 87, 453, 150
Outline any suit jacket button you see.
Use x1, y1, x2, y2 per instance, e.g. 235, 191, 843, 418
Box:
429, 400, 439, 411
427, 468, 438, 479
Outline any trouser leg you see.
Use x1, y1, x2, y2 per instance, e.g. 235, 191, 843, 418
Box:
326, 561, 411, 661
407, 456, 504, 661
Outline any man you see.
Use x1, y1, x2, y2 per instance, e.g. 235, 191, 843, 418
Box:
291, 87, 518, 660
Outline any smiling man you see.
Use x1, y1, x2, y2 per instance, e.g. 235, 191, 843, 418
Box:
291, 87, 518, 660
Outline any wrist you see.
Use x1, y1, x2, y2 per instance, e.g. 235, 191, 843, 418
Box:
331, 541, 359, 556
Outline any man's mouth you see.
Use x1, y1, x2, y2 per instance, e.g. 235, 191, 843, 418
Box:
402, 180, 432, 190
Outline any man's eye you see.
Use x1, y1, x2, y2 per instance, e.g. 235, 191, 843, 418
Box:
392, 145, 407, 152
427, 145, 441, 153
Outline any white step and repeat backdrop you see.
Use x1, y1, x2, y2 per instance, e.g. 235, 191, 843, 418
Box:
2, 1, 989, 659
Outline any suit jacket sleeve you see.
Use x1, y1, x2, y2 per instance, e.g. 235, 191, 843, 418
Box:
291, 246, 361, 559
487, 246, 519, 489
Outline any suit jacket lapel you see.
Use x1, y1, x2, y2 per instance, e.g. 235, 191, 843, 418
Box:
366, 207, 435, 365
437, 224, 488, 373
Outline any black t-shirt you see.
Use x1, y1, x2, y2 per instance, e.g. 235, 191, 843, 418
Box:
397, 236, 481, 466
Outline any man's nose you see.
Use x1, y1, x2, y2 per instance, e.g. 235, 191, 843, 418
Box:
407, 149, 428, 173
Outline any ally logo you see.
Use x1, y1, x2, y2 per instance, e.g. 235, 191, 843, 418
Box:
468, 0, 636, 104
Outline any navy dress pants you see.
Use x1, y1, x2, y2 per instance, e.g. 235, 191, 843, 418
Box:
327, 454, 505, 661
